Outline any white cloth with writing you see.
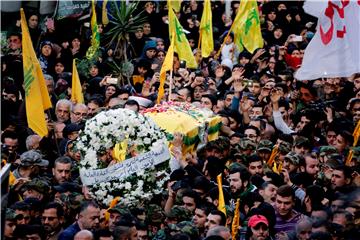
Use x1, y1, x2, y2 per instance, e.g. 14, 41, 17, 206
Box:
295, 0, 360, 80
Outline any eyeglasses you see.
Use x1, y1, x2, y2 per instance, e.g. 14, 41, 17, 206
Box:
72, 112, 87, 117
17, 214, 31, 221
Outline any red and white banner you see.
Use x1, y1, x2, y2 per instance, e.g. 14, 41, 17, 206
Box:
295, 0, 360, 80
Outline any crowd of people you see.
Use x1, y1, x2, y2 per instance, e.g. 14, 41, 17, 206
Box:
1, 1, 360, 240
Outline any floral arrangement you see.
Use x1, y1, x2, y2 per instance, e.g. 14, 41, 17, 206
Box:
76, 108, 170, 206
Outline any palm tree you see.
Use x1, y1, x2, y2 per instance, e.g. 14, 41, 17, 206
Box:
106, 1, 147, 60
104, 1, 148, 85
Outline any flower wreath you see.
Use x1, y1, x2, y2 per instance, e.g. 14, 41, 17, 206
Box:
76, 108, 170, 206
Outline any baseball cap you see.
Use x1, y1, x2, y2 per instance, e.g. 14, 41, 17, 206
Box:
248, 215, 269, 228
5, 208, 20, 221
19, 150, 49, 167
257, 140, 273, 152
22, 178, 50, 194
284, 152, 302, 166
53, 182, 82, 193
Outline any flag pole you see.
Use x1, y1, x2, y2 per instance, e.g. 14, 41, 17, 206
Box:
198, 31, 202, 50
214, 27, 233, 60
168, 69, 174, 102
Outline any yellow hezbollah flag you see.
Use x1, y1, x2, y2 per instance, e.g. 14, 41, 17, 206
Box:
217, 173, 227, 216
20, 8, 52, 137
71, 59, 84, 104
157, 33, 175, 103
86, 0, 101, 59
231, 0, 263, 53
168, 0, 182, 13
168, 8, 197, 68
199, 0, 213, 57
232, 198, 240, 240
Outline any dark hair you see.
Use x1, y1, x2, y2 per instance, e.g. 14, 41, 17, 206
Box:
54, 156, 72, 167
79, 201, 99, 214
192, 176, 211, 194
264, 172, 284, 187
181, 189, 201, 207
124, 100, 140, 111
11, 201, 31, 211
94, 229, 113, 239
208, 187, 231, 205
276, 185, 295, 200
196, 202, 215, 216
43, 202, 64, 218
209, 210, 226, 226
244, 125, 261, 137
1, 130, 18, 142
88, 95, 105, 107
171, 233, 191, 240
229, 167, 251, 183
201, 94, 217, 107
333, 165, 353, 180
278, 99, 290, 111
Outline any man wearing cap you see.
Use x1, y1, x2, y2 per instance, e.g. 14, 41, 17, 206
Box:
12, 150, 49, 181
108, 205, 129, 232
21, 178, 50, 201
257, 140, 273, 163
283, 152, 302, 176
247, 215, 272, 240
293, 136, 311, 155
4, 208, 19, 240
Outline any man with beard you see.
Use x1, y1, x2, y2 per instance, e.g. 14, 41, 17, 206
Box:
228, 167, 256, 201
52, 156, 72, 184
59, 201, 100, 240
42, 202, 64, 240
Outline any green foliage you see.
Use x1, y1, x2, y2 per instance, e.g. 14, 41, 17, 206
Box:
105, 1, 148, 60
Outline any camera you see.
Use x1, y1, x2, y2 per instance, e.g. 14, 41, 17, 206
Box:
180, 60, 187, 68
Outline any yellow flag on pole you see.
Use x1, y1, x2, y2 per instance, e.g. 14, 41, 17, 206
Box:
71, 59, 84, 104
168, 7, 197, 69
20, 8, 52, 137
86, 0, 100, 59
231, 0, 263, 53
157, 33, 175, 103
232, 198, 240, 240
199, 0, 213, 57
217, 173, 227, 216
168, 0, 182, 13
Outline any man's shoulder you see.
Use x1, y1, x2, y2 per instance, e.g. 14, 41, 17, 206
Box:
59, 223, 80, 240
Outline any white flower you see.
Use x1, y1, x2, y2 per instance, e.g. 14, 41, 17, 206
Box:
124, 182, 132, 190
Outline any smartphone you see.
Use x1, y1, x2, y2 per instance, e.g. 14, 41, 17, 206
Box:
180, 60, 186, 68
293, 35, 303, 42
192, 14, 197, 22
107, 78, 118, 84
